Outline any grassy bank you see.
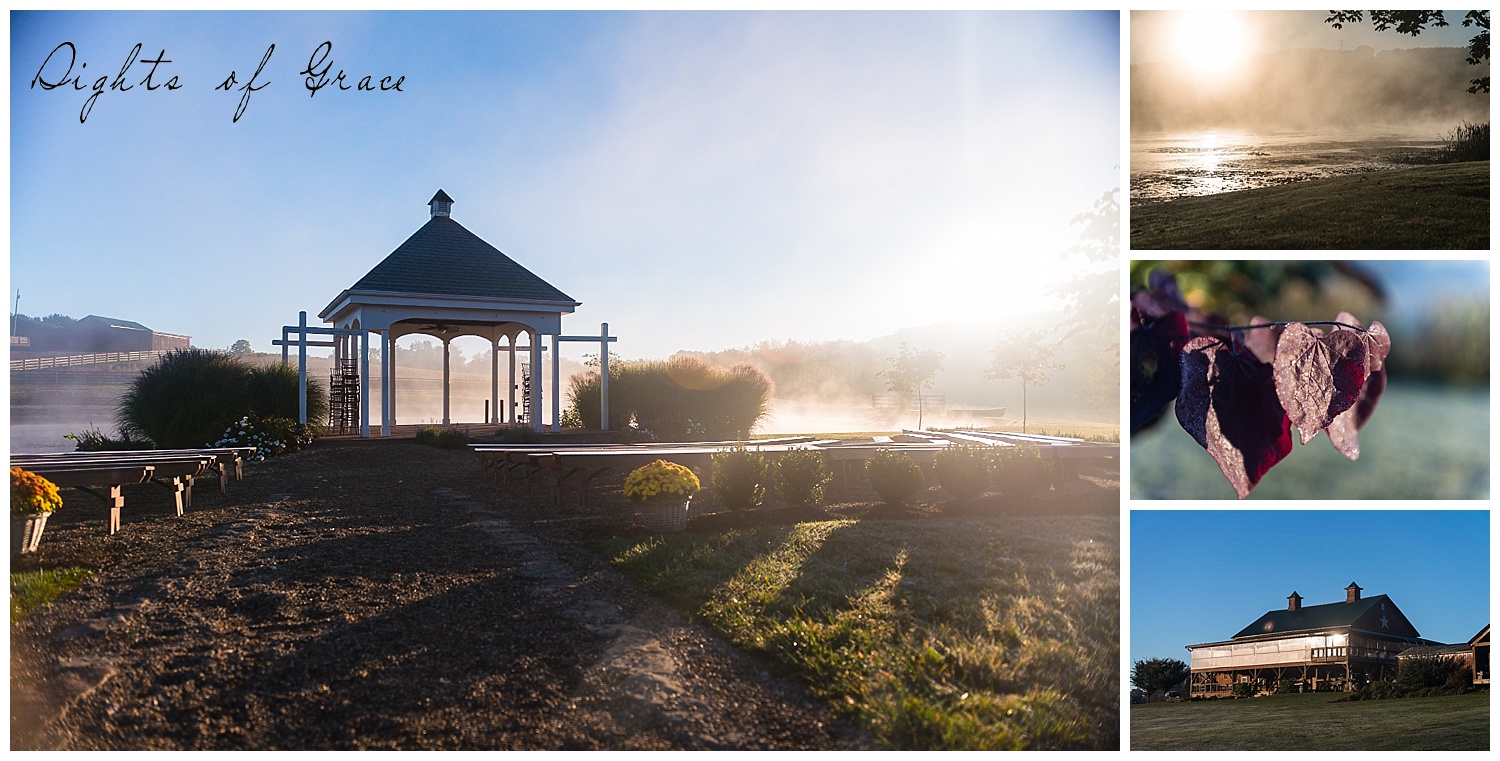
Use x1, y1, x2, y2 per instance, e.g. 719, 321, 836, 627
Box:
1131, 692, 1489, 750
1131, 161, 1489, 250
11, 567, 93, 622
590, 514, 1119, 750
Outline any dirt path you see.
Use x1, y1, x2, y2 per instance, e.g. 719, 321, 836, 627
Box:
10, 441, 864, 750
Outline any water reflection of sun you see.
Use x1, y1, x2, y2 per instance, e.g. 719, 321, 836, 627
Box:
1168, 10, 1255, 86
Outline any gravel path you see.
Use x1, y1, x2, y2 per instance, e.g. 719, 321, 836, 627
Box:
10, 441, 866, 750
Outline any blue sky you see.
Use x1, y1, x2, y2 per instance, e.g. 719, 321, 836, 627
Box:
10, 10, 1121, 361
1130, 510, 1491, 667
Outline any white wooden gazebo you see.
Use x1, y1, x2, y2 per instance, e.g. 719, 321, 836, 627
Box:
284, 190, 613, 437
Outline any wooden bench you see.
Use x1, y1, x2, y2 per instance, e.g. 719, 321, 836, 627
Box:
15, 453, 214, 517
14, 447, 256, 494
13, 463, 155, 535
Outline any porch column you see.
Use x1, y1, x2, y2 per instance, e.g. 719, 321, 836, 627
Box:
297, 311, 308, 425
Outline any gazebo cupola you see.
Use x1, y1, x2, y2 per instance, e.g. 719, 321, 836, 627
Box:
429, 189, 454, 218
281, 189, 614, 437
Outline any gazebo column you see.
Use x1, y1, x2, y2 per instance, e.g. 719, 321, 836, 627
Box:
388, 332, 398, 426
442, 337, 452, 425
529, 330, 543, 432
551, 333, 561, 431
507, 339, 517, 425
380, 330, 390, 437
490, 337, 500, 424
360, 329, 371, 438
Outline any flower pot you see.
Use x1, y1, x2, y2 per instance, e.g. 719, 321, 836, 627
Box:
13, 513, 50, 555
640, 496, 691, 533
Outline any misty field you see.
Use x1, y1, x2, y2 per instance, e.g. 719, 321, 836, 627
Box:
591, 514, 1119, 750
1131, 383, 1488, 500
1130, 162, 1489, 250
1131, 692, 1489, 751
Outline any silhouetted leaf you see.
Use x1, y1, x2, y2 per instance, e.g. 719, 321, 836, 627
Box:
1273, 323, 1369, 445
1129, 307, 1189, 433
1327, 369, 1386, 460
1176, 336, 1293, 499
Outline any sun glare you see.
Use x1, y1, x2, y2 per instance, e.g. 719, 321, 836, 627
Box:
1170, 10, 1254, 85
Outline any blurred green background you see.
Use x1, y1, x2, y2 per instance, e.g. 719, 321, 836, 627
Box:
1130, 260, 1489, 500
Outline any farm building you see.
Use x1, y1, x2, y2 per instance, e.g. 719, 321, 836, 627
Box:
1186, 583, 1445, 697
10, 314, 190, 355
1396, 624, 1490, 688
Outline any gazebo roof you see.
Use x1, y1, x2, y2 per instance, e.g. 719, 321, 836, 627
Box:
348, 214, 575, 304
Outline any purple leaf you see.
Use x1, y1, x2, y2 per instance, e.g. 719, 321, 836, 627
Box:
1273, 323, 1369, 445
1130, 307, 1189, 433
1327, 369, 1386, 460
1176, 336, 1293, 499
1241, 315, 1282, 365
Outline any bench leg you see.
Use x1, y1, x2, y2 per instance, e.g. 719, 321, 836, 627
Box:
108, 485, 123, 535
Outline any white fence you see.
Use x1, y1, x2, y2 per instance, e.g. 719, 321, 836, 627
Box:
11, 350, 168, 372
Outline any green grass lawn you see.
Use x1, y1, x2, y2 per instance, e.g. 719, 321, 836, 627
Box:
1131, 161, 1489, 250
11, 567, 93, 622
590, 514, 1119, 750
1131, 692, 1490, 750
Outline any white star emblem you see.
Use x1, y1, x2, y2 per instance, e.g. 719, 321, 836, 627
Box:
1379, 615, 1389, 629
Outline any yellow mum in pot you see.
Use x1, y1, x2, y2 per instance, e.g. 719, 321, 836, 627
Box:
623, 460, 700, 502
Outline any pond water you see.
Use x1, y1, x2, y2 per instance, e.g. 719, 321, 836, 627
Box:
1130, 382, 1488, 500
1130, 131, 1445, 203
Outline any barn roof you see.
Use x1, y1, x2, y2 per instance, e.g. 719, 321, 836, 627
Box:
1231, 593, 1418, 639
346, 214, 575, 304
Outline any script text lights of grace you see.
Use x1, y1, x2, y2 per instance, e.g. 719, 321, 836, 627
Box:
30, 42, 182, 124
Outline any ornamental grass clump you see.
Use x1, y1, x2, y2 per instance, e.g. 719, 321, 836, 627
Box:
416, 426, 470, 449
774, 447, 831, 509
711, 445, 769, 511
11, 468, 63, 517
866, 449, 926, 507
933, 443, 995, 501
623, 460, 700, 503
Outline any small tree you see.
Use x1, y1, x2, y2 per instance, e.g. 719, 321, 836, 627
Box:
228, 339, 254, 355
1130, 657, 1189, 702
986, 328, 1062, 434
878, 343, 944, 429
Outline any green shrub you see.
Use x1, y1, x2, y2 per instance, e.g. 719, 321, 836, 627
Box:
712, 445, 769, 511
64, 425, 153, 451
1230, 682, 1253, 699
416, 426, 470, 449
866, 450, 926, 507
992, 445, 1048, 497
117, 350, 326, 448
209, 416, 315, 460
496, 426, 545, 444
567, 357, 772, 441
933, 444, 994, 500
1397, 653, 1457, 691
774, 447, 831, 508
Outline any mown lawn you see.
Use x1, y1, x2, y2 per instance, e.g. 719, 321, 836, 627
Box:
589, 514, 1119, 750
1131, 161, 1489, 250
1131, 692, 1490, 750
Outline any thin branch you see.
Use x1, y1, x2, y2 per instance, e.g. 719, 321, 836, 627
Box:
1190, 320, 1369, 334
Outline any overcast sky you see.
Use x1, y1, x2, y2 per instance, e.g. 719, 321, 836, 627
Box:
1130, 510, 1490, 668
11, 10, 1121, 361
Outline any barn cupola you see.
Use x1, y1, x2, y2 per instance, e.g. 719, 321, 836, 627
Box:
429, 189, 454, 218
1287, 592, 1303, 611
1345, 582, 1363, 603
